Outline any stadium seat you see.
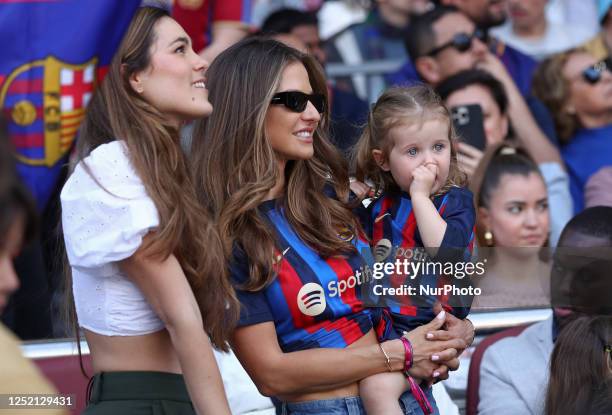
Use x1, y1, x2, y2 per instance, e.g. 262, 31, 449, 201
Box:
465, 324, 530, 415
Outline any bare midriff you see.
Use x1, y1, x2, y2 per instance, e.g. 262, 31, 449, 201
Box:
278, 329, 379, 403
84, 328, 181, 374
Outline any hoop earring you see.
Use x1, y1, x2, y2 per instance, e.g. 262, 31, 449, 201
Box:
484, 230, 494, 247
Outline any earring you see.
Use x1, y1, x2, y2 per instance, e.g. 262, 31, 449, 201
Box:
484, 230, 494, 247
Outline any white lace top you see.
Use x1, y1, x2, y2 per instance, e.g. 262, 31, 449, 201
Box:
61, 141, 164, 336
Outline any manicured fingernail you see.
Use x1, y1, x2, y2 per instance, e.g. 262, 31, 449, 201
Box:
437, 310, 446, 320
433, 371, 440, 378
431, 355, 439, 361
426, 332, 434, 339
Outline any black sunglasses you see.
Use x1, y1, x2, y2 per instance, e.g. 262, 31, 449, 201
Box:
581, 60, 609, 84
270, 91, 326, 113
426, 29, 487, 56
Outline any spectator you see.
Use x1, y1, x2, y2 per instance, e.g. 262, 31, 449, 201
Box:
533, 49, 612, 213
405, 6, 488, 86
581, 0, 612, 62
544, 315, 612, 415
468, 145, 551, 309
406, 6, 559, 149
172, 0, 253, 62
436, 0, 538, 97
490, 0, 593, 60
437, 69, 572, 245
192, 37, 468, 414
61, 8, 237, 413
261, 8, 369, 152
478, 206, 612, 414
325, 0, 430, 101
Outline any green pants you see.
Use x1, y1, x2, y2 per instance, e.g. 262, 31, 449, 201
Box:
84, 371, 195, 415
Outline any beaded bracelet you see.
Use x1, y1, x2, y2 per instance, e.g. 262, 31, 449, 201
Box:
400, 337, 414, 373
401, 336, 432, 414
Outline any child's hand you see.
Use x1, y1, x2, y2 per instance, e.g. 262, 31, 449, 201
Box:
409, 164, 437, 198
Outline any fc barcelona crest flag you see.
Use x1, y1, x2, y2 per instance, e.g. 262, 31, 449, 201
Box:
0, 0, 140, 211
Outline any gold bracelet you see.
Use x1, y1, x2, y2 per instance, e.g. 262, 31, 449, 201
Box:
378, 343, 393, 372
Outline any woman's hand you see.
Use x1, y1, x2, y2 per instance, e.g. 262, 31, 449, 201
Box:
395, 311, 466, 382
456, 142, 484, 179
425, 303, 475, 353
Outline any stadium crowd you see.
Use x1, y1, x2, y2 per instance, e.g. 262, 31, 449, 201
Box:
1, 0, 611, 414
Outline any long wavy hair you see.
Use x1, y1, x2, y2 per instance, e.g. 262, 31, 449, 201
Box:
545, 315, 612, 415
352, 85, 466, 196
192, 38, 360, 291
532, 49, 582, 144
68, 6, 238, 349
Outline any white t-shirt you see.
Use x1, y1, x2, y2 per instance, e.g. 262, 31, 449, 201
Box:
61, 140, 164, 336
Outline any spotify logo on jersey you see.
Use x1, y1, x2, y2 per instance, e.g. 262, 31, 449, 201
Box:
297, 283, 326, 316
374, 238, 393, 262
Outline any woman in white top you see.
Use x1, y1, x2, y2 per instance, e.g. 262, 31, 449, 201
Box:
60, 6, 237, 415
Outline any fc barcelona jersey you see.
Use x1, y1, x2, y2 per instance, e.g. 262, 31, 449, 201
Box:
358, 186, 476, 335
231, 199, 380, 353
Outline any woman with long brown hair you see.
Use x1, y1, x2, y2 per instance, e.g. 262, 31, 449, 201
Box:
60, 6, 237, 414
545, 315, 612, 415
192, 37, 469, 414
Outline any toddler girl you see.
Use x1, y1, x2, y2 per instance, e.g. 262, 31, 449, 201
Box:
353, 85, 476, 414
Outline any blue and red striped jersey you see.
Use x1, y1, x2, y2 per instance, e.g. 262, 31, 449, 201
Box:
358, 186, 476, 336
232, 199, 381, 353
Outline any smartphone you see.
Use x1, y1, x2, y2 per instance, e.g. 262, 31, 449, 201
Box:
451, 104, 487, 151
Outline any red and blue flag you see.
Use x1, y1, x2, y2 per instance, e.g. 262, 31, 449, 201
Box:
0, 0, 140, 211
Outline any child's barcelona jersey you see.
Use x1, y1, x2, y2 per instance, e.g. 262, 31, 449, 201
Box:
231, 199, 381, 353
358, 186, 476, 336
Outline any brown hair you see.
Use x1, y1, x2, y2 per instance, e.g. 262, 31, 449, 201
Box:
545, 315, 612, 415
192, 37, 360, 291
469, 143, 544, 247
532, 49, 583, 144
69, 6, 237, 349
352, 84, 466, 195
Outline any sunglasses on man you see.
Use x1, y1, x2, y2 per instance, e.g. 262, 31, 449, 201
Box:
270, 91, 326, 113
426, 29, 487, 57
580, 60, 610, 85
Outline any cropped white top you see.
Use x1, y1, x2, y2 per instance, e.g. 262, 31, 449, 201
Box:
61, 141, 164, 336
